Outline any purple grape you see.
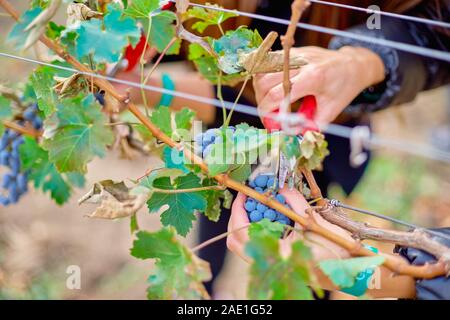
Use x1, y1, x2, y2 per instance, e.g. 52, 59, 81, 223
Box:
9, 155, 20, 173
8, 181, 19, 203
275, 194, 286, 204
0, 134, 9, 150
2, 173, 13, 189
244, 199, 256, 212
0, 195, 10, 206
32, 117, 43, 130
267, 176, 276, 189
17, 173, 27, 191
0, 150, 9, 166
249, 210, 263, 222
254, 175, 269, 188
254, 187, 264, 193
23, 109, 35, 121
264, 209, 276, 221
256, 202, 268, 213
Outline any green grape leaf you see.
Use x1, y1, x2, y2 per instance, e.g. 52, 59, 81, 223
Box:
64, 4, 140, 64
124, 0, 160, 18
188, 43, 209, 61
139, 167, 185, 190
246, 220, 314, 300
228, 162, 251, 182
29, 67, 57, 117
184, 5, 237, 33
150, 107, 195, 141
193, 56, 243, 85
213, 27, 263, 74
20, 137, 84, 205
163, 146, 189, 173
43, 94, 114, 173
318, 256, 385, 289
7, 7, 42, 50
205, 137, 234, 176
131, 228, 211, 299
202, 178, 232, 222
175, 108, 195, 131
0, 96, 13, 136
147, 173, 207, 236
149, 11, 181, 55
150, 107, 172, 136
46, 21, 65, 40
299, 131, 330, 170
281, 134, 301, 159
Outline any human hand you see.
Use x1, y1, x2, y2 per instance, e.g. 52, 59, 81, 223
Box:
226, 188, 353, 262
253, 46, 385, 126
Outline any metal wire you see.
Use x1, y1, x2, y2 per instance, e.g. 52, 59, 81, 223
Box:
309, 0, 450, 29
1, 51, 450, 165
330, 199, 450, 242
169, 0, 450, 63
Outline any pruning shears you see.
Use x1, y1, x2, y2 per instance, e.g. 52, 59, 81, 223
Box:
262, 95, 319, 189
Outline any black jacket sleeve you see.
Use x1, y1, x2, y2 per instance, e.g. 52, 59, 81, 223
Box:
394, 228, 450, 300
329, 1, 450, 115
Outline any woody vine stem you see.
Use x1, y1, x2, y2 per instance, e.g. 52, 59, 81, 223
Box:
0, 0, 448, 279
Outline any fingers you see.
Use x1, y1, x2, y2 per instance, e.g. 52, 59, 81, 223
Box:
253, 70, 300, 103
227, 193, 251, 260
257, 67, 319, 115
279, 187, 310, 218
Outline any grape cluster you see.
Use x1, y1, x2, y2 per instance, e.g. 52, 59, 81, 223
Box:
245, 174, 292, 225
0, 103, 42, 206
195, 126, 235, 159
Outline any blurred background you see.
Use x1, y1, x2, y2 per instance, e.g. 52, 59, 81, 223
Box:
0, 1, 449, 300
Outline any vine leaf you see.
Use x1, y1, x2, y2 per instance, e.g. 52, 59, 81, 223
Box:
146, 173, 207, 236
150, 107, 172, 136
0, 96, 12, 136
19, 137, 85, 205
150, 107, 195, 140
7, 7, 42, 50
63, 4, 140, 64
29, 67, 57, 117
123, 0, 160, 18
163, 146, 189, 173
149, 11, 181, 55
184, 5, 237, 33
246, 220, 315, 300
131, 228, 211, 300
213, 27, 263, 74
298, 131, 330, 170
43, 94, 114, 173
78, 180, 150, 219
202, 178, 232, 222
318, 256, 385, 288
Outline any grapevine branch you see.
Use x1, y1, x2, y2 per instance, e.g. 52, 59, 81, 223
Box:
0, 0, 447, 279
317, 205, 450, 267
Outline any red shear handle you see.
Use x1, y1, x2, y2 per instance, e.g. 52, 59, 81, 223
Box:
262, 95, 319, 135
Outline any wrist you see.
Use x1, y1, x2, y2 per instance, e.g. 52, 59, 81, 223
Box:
339, 46, 386, 88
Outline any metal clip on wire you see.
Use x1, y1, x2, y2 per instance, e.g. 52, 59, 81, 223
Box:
350, 126, 371, 168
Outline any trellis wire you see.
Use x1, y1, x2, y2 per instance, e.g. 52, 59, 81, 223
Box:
1, 51, 450, 165
167, 0, 450, 63
309, 0, 450, 29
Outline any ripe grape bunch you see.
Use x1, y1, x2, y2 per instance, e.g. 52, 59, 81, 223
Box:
0, 103, 42, 206
195, 126, 235, 159
245, 174, 293, 225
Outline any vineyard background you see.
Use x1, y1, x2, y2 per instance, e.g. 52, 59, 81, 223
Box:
0, 2, 449, 300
